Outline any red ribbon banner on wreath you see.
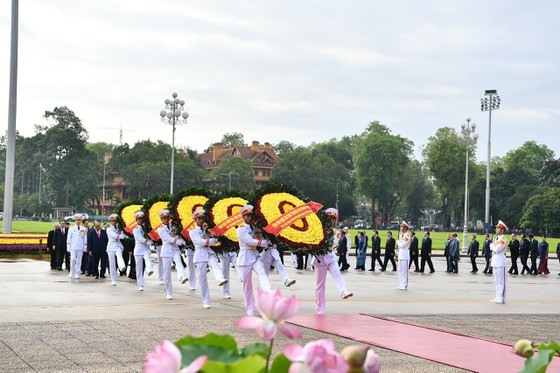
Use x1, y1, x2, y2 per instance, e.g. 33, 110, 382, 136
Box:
209, 214, 244, 237
264, 201, 323, 236
125, 221, 138, 234
148, 223, 163, 241
181, 220, 197, 241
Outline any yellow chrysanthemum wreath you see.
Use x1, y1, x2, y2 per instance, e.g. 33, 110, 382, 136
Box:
210, 196, 248, 243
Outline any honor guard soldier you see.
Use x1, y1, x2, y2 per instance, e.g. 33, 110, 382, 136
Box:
313, 208, 353, 315
236, 204, 272, 316
261, 244, 296, 288
396, 221, 411, 290
189, 209, 228, 309
158, 209, 188, 300
133, 211, 154, 291
490, 220, 508, 304
67, 214, 88, 280
107, 214, 128, 286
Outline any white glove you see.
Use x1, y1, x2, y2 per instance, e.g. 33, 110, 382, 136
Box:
260, 239, 269, 248
209, 238, 218, 246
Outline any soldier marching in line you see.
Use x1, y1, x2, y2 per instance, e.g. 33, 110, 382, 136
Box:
107, 214, 128, 286
132, 211, 154, 291
158, 209, 188, 300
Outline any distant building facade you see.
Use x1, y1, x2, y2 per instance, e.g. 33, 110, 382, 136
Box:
196, 141, 280, 186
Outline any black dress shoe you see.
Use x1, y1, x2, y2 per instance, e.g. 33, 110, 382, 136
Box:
392, 269, 397, 271
429, 270, 435, 273
86, 273, 92, 277
368, 268, 375, 271
380, 269, 386, 272
95, 276, 99, 279
100, 275, 106, 279
57, 268, 63, 271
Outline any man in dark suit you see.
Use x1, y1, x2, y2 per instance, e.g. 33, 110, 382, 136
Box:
508, 233, 520, 275
337, 230, 349, 271
408, 231, 419, 272
481, 233, 492, 275
420, 231, 434, 273
467, 234, 479, 273
54, 220, 69, 271
87, 221, 108, 279
449, 233, 460, 273
519, 234, 531, 275
381, 231, 396, 272
529, 234, 539, 275
46, 223, 59, 270
369, 230, 383, 271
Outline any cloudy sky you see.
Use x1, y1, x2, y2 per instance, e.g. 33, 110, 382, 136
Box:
1, 0, 559, 161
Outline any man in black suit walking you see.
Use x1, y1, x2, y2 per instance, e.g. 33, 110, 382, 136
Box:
369, 230, 383, 271
87, 221, 109, 279
54, 220, 69, 271
481, 234, 492, 275
529, 234, 539, 275
519, 234, 531, 275
420, 231, 435, 273
508, 233, 520, 275
381, 231, 396, 272
47, 223, 59, 270
337, 230, 349, 271
468, 234, 479, 273
408, 231, 419, 272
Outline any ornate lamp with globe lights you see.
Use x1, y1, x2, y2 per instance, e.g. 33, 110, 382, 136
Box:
160, 92, 189, 194
458, 118, 479, 252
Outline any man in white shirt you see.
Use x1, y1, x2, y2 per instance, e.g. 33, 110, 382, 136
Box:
236, 204, 272, 316
107, 214, 128, 286
133, 211, 154, 291
189, 209, 228, 309
66, 214, 88, 280
158, 209, 188, 300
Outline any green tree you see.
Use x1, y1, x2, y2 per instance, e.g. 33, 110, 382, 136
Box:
520, 187, 560, 232
422, 127, 476, 228
211, 157, 256, 193
502, 141, 555, 185
355, 121, 413, 225
220, 132, 246, 147
398, 161, 436, 226
273, 140, 302, 157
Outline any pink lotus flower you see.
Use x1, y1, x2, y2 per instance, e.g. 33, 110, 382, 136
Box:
145, 340, 207, 373
284, 339, 350, 373
362, 349, 381, 373
237, 289, 302, 340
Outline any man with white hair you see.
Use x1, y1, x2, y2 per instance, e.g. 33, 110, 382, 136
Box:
107, 214, 128, 286
133, 211, 154, 291
236, 204, 272, 316
189, 209, 228, 309
313, 208, 353, 314
158, 209, 188, 300
66, 214, 88, 279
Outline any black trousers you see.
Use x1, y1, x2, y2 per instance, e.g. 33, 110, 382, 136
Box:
420, 255, 434, 272
91, 251, 108, 277
483, 256, 492, 274
56, 246, 70, 270
297, 253, 309, 270
49, 249, 57, 269
370, 252, 383, 270
509, 252, 519, 274
530, 254, 538, 274
409, 254, 419, 270
382, 254, 396, 271
520, 251, 531, 274
470, 255, 478, 272
337, 253, 349, 271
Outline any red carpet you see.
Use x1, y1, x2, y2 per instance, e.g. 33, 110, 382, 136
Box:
288, 314, 560, 372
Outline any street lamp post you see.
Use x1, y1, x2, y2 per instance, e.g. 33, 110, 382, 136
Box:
336, 179, 340, 224
480, 90, 500, 232
227, 172, 237, 191
160, 92, 189, 194
458, 118, 479, 252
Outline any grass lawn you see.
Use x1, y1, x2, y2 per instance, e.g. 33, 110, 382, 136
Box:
0, 221, 57, 233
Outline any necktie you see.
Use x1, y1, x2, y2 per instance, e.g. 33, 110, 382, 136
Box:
97, 231, 101, 238
62, 228, 65, 235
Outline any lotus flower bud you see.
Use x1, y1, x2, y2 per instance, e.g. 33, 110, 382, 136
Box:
341, 345, 369, 368
514, 339, 534, 358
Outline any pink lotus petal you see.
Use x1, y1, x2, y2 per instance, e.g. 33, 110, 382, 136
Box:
278, 323, 303, 339
180, 355, 208, 373
236, 316, 263, 329
260, 320, 277, 340
289, 362, 311, 373
257, 289, 280, 318
284, 344, 303, 361
145, 340, 181, 373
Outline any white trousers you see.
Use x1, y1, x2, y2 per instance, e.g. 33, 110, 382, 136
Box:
219, 253, 232, 297
196, 255, 225, 306
161, 251, 187, 297
237, 260, 271, 316
135, 252, 153, 287
108, 249, 126, 284
315, 261, 348, 314
187, 251, 196, 289
262, 250, 291, 284
398, 259, 409, 289
69, 250, 83, 278
493, 266, 506, 302
156, 246, 164, 283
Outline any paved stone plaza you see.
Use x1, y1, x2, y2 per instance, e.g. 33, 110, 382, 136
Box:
0, 256, 558, 372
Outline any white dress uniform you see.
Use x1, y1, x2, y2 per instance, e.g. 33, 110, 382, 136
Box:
218, 251, 237, 298
190, 225, 227, 308
133, 225, 154, 290
158, 224, 188, 299
236, 223, 272, 316
107, 225, 127, 285
396, 231, 411, 290
155, 244, 164, 285
186, 248, 196, 290
491, 233, 508, 303
66, 225, 87, 279
261, 246, 295, 287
